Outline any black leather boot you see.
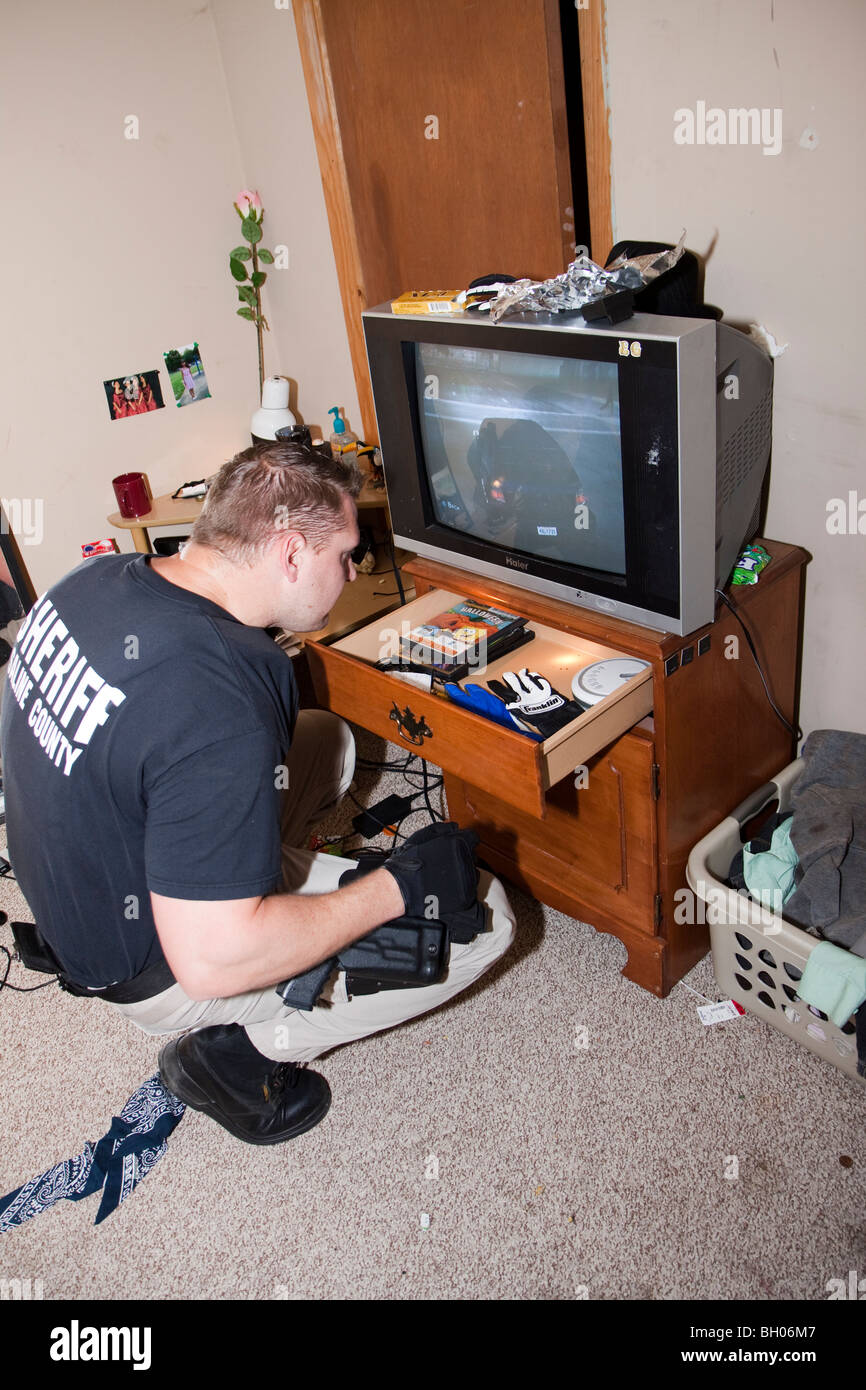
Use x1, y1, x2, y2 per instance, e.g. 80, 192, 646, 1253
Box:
158, 1023, 331, 1145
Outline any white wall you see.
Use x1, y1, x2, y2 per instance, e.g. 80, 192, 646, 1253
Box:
602, 0, 866, 735
209, 0, 361, 441
0, 0, 358, 591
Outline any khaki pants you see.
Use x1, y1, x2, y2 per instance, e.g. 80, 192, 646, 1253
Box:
113, 711, 515, 1062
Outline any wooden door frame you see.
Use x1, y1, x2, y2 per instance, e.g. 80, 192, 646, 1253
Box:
293, 0, 613, 443
293, 0, 377, 439
576, 1, 613, 263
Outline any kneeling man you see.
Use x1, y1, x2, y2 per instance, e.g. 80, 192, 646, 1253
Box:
0, 442, 514, 1144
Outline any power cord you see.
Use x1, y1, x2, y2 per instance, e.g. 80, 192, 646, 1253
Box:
0, 944, 58, 993
356, 752, 417, 775
420, 759, 444, 823
384, 527, 406, 606
343, 789, 420, 847
355, 751, 445, 805
347, 750, 446, 846
715, 588, 803, 743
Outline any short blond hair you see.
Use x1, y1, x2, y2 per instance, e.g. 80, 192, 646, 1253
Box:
191, 441, 362, 564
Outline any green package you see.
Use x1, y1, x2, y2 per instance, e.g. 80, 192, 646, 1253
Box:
731, 544, 771, 585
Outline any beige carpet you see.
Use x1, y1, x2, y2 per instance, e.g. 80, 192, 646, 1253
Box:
0, 725, 863, 1301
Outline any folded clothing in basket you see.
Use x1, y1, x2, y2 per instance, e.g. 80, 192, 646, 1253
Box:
729, 812, 799, 907
729, 732, 866, 956
798, 942, 866, 1079
723, 731, 866, 1079
798, 941, 866, 1027
785, 729, 866, 958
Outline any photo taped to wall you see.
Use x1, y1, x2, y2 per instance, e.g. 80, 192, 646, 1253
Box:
103, 371, 165, 422
163, 341, 211, 408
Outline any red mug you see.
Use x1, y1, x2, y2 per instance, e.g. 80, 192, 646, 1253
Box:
112, 473, 150, 519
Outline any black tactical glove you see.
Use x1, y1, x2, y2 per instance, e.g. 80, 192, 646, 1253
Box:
486, 668, 587, 739
276, 825, 485, 1010
340, 820, 480, 922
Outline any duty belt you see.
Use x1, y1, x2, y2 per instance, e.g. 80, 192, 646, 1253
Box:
59, 955, 177, 1003
10, 919, 176, 1003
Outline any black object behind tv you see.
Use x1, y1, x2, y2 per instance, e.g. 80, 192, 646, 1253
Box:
362, 305, 773, 636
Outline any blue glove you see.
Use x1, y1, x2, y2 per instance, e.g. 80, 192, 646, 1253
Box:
444, 682, 543, 741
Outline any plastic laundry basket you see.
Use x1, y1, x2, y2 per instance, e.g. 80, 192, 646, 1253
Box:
686, 758, 864, 1084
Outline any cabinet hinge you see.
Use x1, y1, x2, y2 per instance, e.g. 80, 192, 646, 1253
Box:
654, 893, 663, 927
651, 763, 661, 800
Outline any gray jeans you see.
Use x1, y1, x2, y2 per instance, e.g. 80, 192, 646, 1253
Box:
112, 710, 515, 1062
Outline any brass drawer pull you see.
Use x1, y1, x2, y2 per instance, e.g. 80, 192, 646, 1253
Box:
389, 702, 433, 747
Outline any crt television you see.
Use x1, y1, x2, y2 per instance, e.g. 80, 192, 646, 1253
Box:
361, 305, 773, 636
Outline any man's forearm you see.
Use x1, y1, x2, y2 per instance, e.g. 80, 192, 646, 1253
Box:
245, 868, 407, 994
153, 867, 407, 1001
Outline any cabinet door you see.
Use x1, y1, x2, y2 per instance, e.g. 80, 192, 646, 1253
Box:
446, 730, 659, 936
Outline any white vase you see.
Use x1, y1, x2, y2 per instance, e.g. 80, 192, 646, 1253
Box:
251, 376, 297, 442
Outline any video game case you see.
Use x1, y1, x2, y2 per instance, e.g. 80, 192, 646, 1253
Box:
385, 623, 536, 683
399, 599, 526, 666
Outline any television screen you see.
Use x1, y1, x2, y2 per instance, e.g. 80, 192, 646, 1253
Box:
414, 341, 627, 576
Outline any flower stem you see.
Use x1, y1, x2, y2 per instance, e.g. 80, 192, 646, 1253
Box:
252, 242, 264, 397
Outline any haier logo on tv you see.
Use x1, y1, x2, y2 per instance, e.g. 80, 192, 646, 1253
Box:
505, 557, 529, 571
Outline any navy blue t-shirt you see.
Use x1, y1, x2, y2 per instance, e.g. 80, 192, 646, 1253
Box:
0, 554, 298, 987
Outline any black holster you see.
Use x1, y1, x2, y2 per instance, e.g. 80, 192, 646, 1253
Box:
10, 919, 63, 975
275, 916, 450, 1011
274, 898, 488, 1011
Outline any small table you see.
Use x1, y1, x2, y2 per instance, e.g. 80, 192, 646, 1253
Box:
108, 474, 390, 553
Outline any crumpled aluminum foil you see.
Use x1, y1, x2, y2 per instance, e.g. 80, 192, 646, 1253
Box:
486, 233, 686, 323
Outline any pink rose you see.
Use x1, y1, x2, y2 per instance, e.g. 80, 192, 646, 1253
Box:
235, 189, 263, 220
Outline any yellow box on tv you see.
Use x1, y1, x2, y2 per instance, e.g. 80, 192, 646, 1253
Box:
390, 291, 462, 315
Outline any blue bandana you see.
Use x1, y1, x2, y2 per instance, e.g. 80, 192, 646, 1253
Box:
0, 1074, 185, 1229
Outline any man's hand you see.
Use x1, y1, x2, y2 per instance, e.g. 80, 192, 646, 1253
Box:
341, 822, 480, 923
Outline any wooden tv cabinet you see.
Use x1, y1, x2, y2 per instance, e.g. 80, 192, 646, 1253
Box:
306, 541, 808, 997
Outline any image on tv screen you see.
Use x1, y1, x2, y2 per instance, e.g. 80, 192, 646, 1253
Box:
415, 342, 626, 575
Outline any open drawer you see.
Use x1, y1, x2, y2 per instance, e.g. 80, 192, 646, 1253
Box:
305, 588, 653, 819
